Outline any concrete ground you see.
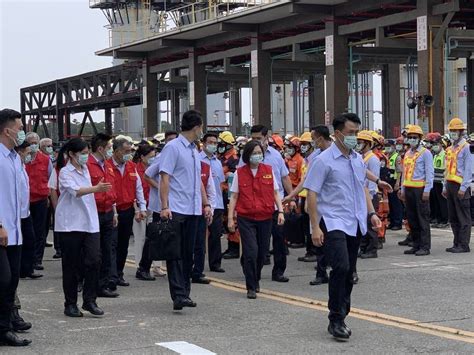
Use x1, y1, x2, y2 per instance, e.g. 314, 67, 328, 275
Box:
5, 227, 474, 354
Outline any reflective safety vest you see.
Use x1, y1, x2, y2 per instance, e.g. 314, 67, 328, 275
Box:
402, 148, 427, 188
388, 152, 399, 180
363, 151, 376, 164
446, 142, 468, 184
433, 150, 446, 183
298, 160, 309, 198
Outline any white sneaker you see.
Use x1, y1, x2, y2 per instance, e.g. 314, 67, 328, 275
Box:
152, 266, 167, 277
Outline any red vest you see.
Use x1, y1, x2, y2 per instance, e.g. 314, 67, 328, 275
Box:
136, 162, 150, 205
107, 160, 138, 211
25, 151, 50, 202
201, 161, 210, 188
236, 163, 275, 221
87, 155, 117, 213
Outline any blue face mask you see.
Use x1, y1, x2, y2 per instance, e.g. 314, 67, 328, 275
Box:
123, 153, 132, 162
105, 148, 113, 159
24, 154, 32, 164
147, 157, 156, 166
342, 135, 358, 150
45, 146, 54, 155
30, 144, 39, 153
206, 144, 218, 154
77, 153, 89, 166
13, 130, 26, 146
250, 154, 264, 165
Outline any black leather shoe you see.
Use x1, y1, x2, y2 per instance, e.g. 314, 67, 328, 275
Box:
404, 247, 419, 255
360, 252, 378, 259
302, 255, 318, 262
288, 243, 305, 249
342, 321, 352, 336
0, 331, 31, 346
263, 256, 271, 265
272, 275, 289, 283
328, 322, 350, 339
98, 288, 119, 298
247, 290, 257, 299
415, 249, 430, 256
222, 251, 239, 259
390, 225, 402, 231
20, 272, 43, 279
117, 278, 130, 287
64, 304, 83, 317
350, 272, 359, 285
451, 246, 470, 253
183, 298, 197, 307
309, 276, 329, 286
210, 267, 225, 273
33, 264, 44, 271
82, 302, 104, 316
52, 251, 62, 259
398, 238, 411, 246
192, 277, 210, 284
45, 241, 53, 247
11, 309, 32, 331
446, 245, 457, 252
135, 270, 156, 281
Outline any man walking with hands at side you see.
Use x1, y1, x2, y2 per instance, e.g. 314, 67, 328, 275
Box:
305, 113, 381, 340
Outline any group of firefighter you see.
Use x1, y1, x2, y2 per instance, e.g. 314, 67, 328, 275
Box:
216, 117, 471, 287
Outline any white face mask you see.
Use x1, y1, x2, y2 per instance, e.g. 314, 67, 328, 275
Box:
449, 132, 459, 141
250, 154, 264, 165
300, 145, 310, 154
45, 146, 54, 155
285, 148, 295, 156
396, 144, 403, 152
30, 144, 39, 153
355, 142, 365, 153
407, 138, 419, 148
24, 154, 32, 164
205, 144, 217, 154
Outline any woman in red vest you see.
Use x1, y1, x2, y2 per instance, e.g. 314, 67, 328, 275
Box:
227, 140, 285, 299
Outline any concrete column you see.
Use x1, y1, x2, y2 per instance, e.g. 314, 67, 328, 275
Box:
170, 89, 181, 131
308, 74, 325, 127
251, 37, 272, 129
382, 64, 401, 138
142, 62, 158, 136
188, 50, 207, 130
416, 0, 444, 132
230, 88, 241, 135
325, 19, 349, 123
467, 59, 474, 132
104, 108, 113, 135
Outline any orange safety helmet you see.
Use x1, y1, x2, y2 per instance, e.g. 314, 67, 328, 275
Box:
271, 134, 284, 149
425, 132, 442, 142
288, 136, 301, 148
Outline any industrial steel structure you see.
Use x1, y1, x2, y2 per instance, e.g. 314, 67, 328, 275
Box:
21, 0, 474, 142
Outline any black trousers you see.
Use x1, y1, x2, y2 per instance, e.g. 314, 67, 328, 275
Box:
208, 209, 224, 270
446, 182, 472, 249
30, 199, 48, 265
0, 245, 22, 333
315, 246, 328, 278
360, 196, 379, 254
192, 216, 207, 279
321, 220, 361, 322
405, 187, 431, 251
20, 216, 36, 276
300, 198, 317, 255
237, 216, 272, 291
154, 212, 199, 301
59, 232, 100, 306
388, 191, 403, 227
116, 207, 135, 279
431, 182, 448, 224
98, 211, 116, 290
271, 211, 287, 277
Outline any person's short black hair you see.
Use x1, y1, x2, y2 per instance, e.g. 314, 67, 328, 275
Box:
165, 130, 178, 139
311, 125, 331, 141
0, 108, 22, 132
202, 132, 218, 143
90, 133, 112, 152
113, 138, 132, 151
181, 110, 203, 132
333, 113, 361, 132
56, 137, 88, 170
133, 144, 155, 163
242, 140, 264, 165
250, 125, 269, 136
15, 141, 30, 153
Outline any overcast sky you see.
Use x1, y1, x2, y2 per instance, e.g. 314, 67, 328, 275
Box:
1, 0, 111, 112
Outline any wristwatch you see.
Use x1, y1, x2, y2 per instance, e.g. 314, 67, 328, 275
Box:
368, 211, 377, 218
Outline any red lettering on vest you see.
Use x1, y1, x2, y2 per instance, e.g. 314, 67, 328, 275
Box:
107, 160, 137, 211
87, 155, 117, 213
25, 151, 50, 202
236, 163, 275, 221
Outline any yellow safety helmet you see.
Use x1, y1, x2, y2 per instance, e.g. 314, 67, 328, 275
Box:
357, 130, 374, 143
299, 132, 312, 143
218, 131, 235, 145
448, 117, 466, 131
406, 124, 424, 136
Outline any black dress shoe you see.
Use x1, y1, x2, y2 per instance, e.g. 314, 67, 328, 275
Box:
302, 255, 318, 262
45, 241, 53, 247
288, 243, 305, 249
415, 249, 430, 256
20, 272, 43, 279
117, 278, 130, 287
210, 267, 225, 273
360, 252, 378, 259
328, 321, 350, 339
263, 256, 271, 265
445, 245, 457, 252
247, 290, 257, 299
272, 275, 289, 283
192, 277, 210, 284
309, 276, 329, 286
135, 270, 156, 281
64, 304, 83, 317
173, 298, 194, 310
183, 298, 197, 307
342, 321, 352, 336
222, 251, 239, 259
33, 264, 44, 271
398, 238, 411, 246
404, 247, 419, 255
11, 309, 32, 331
52, 251, 62, 259
98, 288, 119, 298
451, 246, 470, 253
82, 302, 104, 316
350, 272, 359, 285
0, 331, 31, 346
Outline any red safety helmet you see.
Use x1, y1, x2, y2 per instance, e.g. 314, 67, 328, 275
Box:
425, 132, 442, 142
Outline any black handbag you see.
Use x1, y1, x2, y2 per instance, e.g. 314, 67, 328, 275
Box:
146, 218, 181, 261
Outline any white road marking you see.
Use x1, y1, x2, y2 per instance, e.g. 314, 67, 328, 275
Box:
156, 341, 216, 354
